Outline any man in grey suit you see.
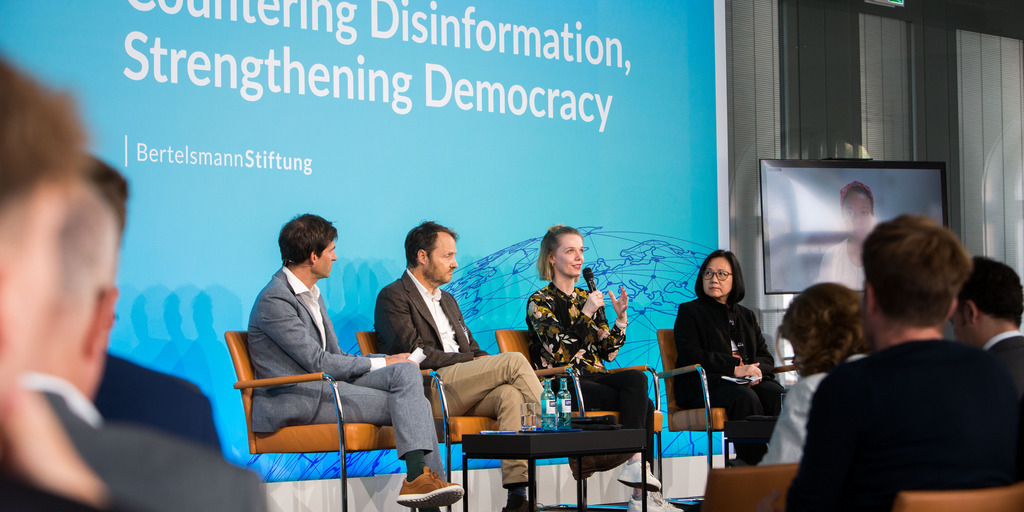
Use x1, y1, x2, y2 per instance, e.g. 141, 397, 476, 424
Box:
952, 256, 1024, 397
247, 214, 463, 511
24, 175, 267, 512
374, 221, 542, 512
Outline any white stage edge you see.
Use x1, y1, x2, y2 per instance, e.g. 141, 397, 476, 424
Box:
264, 455, 723, 512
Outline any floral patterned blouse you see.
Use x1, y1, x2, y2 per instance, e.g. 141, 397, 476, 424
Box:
525, 283, 625, 374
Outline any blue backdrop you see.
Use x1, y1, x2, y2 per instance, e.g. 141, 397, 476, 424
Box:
0, 0, 720, 480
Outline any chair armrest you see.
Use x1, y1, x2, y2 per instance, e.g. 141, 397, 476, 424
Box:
656, 364, 702, 379
608, 365, 652, 374
534, 368, 569, 378
773, 364, 797, 373
234, 372, 327, 389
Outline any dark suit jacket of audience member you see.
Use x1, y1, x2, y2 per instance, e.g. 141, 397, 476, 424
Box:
0, 475, 109, 512
46, 392, 266, 512
787, 340, 1018, 512
374, 272, 488, 370
990, 335, 1024, 399
94, 355, 221, 452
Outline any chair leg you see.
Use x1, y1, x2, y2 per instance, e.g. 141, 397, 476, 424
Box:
326, 376, 348, 512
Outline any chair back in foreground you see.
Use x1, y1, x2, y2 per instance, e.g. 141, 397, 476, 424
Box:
223, 330, 395, 512
701, 463, 799, 512
890, 481, 1024, 512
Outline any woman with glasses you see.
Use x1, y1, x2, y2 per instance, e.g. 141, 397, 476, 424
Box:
526, 225, 674, 512
674, 250, 784, 465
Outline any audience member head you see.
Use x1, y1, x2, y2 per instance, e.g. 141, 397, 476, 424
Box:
405, 221, 459, 289
537, 224, 583, 282
694, 249, 746, 306
952, 256, 1023, 347
88, 157, 129, 238
278, 213, 337, 267
0, 57, 88, 402
34, 185, 120, 399
779, 282, 867, 377
861, 215, 972, 348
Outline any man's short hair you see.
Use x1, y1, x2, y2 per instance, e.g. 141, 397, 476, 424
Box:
0, 58, 85, 210
959, 256, 1023, 327
278, 214, 337, 266
88, 158, 129, 238
57, 186, 118, 300
404, 221, 458, 268
862, 215, 972, 327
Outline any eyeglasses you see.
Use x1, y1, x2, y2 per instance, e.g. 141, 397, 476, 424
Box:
702, 269, 732, 281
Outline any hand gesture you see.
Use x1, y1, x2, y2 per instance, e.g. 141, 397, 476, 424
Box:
385, 354, 419, 367
581, 290, 605, 319
607, 286, 629, 324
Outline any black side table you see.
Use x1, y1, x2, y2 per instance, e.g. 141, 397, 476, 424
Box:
723, 418, 777, 464
461, 429, 648, 512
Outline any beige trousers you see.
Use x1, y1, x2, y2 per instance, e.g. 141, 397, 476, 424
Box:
431, 351, 543, 487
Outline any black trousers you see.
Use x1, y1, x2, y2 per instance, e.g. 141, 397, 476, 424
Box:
683, 378, 785, 464
555, 369, 656, 460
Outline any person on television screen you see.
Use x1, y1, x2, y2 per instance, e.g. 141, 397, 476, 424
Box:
525, 225, 672, 512
760, 283, 867, 465
816, 180, 875, 290
673, 250, 784, 465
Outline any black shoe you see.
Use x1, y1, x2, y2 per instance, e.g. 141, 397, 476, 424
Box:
501, 493, 530, 512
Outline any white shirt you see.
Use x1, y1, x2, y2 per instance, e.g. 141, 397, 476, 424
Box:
284, 267, 384, 371
984, 330, 1024, 351
760, 354, 867, 465
816, 239, 865, 290
21, 371, 103, 428
283, 266, 326, 350
406, 269, 459, 353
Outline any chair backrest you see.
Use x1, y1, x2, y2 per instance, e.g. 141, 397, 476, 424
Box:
655, 329, 680, 415
495, 329, 532, 362
223, 330, 258, 453
891, 481, 1024, 512
355, 331, 378, 355
702, 463, 799, 512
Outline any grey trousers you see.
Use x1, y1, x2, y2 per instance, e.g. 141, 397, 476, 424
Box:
312, 362, 443, 477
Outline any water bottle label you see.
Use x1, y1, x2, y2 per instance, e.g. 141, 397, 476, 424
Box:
545, 399, 556, 415
559, 398, 571, 413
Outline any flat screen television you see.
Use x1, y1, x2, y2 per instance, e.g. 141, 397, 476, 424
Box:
759, 159, 947, 294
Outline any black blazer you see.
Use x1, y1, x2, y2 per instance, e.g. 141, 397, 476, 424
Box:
672, 296, 776, 405
990, 334, 1024, 399
374, 272, 487, 369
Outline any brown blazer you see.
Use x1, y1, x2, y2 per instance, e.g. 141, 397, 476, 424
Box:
374, 272, 488, 369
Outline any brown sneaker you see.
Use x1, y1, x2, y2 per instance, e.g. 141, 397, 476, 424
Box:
397, 467, 464, 508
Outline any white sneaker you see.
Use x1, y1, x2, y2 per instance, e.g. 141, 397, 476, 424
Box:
617, 458, 661, 491
626, 491, 677, 512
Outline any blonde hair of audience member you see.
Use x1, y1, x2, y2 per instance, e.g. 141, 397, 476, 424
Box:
0, 58, 107, 508
779, 283, 867, 377
861, 215, 972, 342
536, 224, 583, 281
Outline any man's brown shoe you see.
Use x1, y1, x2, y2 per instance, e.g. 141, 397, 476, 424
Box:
396, 467, 464, 508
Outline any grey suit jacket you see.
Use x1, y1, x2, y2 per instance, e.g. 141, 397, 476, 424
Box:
374, 272, 487, 370
46, 392, 265, 512
990, 335, 1024, 398
248, 269, 375, 432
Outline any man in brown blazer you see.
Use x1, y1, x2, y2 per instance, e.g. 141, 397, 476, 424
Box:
375, 221, 542, 512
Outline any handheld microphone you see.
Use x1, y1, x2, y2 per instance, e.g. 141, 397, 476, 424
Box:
581, 267, 607, 324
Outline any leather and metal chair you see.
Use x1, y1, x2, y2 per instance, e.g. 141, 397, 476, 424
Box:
701, 463, 799, 512
224, 330, 396, 512
890, 481, 1024, 512
354, 331, 497, 487
655, 328, 796, 470
493, 329, 663, 473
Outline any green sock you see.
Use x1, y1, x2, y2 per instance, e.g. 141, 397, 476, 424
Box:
403, 450, 426, 482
